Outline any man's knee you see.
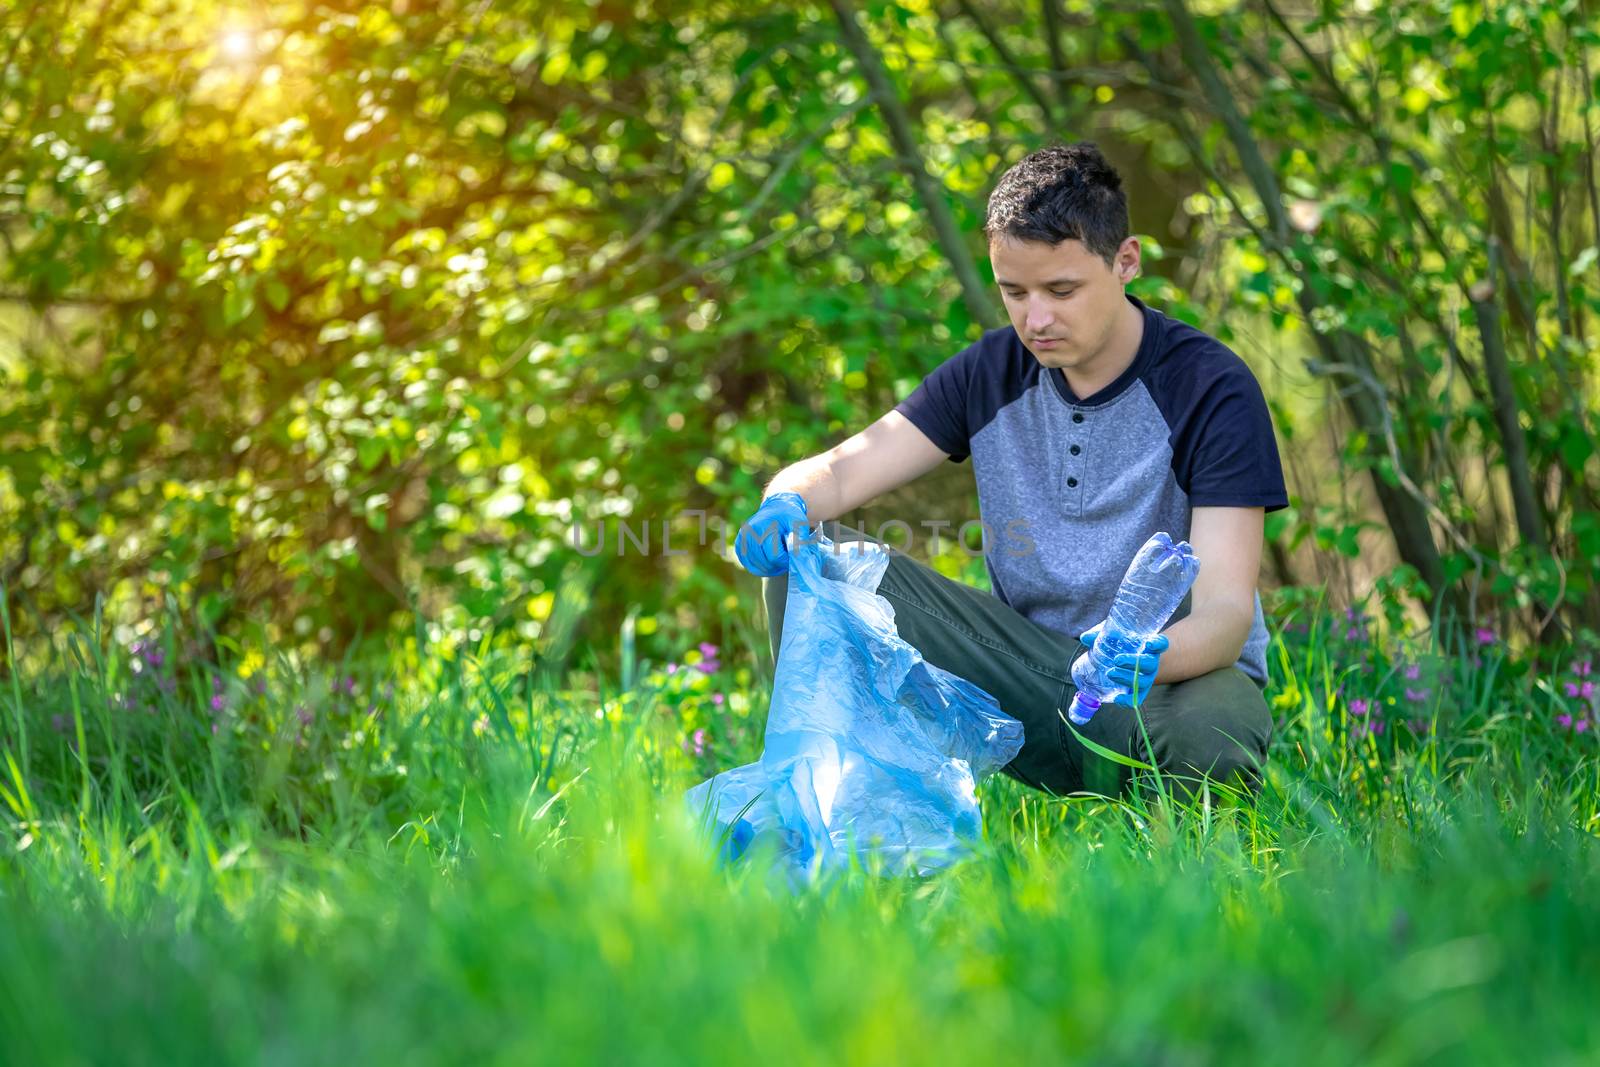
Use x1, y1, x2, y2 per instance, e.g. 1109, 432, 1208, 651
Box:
1144, 672, 1271, 796
1163, 726, 1267, 795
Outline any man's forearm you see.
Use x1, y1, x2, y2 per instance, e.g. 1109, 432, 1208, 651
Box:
765, 456, 845, 524
1152, 602, 1254, 684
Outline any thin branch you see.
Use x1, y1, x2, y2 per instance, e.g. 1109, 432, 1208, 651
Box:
829, 0, 996, 331
1580, 47, 1600, 257
1039, 0, 1071, 117
1470, 242, 1547, 555
949, 0, 1059, 123
1308, 357, 1567, 641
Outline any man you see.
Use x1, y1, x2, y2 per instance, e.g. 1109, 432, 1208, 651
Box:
735, 142, 1287, 800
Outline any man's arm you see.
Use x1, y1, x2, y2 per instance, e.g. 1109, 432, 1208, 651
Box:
1152, 506, 1264, 684
764, 410, 951, 523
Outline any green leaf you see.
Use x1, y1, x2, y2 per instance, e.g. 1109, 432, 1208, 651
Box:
264, 277, 291, 312
223, 285, 254, 326
1335, 523, 1363, 558
1559, 422, 1595, 474
1265, 506, 1299, 542
357, 436, 386, 471
1061, 715, 1155, 772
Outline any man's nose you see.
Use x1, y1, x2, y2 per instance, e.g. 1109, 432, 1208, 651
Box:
1024, 299, 1053, 333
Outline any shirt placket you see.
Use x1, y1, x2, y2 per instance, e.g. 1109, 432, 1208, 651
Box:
1064, 408, 1086, 514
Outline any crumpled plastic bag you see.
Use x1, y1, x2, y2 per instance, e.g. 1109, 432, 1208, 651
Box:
685, 533, 1024, 881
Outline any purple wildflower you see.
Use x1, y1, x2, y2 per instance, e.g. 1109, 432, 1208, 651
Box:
1565, 682, 1581, 699
712, 693, 725, 706
1350, 698, 1371, 717
1405, 687, 1431, 703
296, 706, 313, 727
342, 676, 357, 696
1403, 663, 1421, 681
1578, 719, 1591, 733
209, 694, 226, 713
1575, 659, 1592, 678
694, 656, 721, 675
1557, 713, 1573, 729
1352, 719, 1387, 741
1475, 627, 1497, 645
665, 663, 678, 676
1345, 627, 1362, 640
253, 676, 268, 696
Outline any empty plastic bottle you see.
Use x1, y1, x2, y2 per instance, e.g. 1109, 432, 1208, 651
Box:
1067, 532, 1200, 725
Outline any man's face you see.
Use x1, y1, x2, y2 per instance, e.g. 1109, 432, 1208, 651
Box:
989, 234, 1140, 371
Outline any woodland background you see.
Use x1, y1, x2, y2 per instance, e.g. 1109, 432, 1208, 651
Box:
2, 0, 1596, 670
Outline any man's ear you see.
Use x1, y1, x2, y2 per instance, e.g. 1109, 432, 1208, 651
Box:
1116, 236, 1141, 285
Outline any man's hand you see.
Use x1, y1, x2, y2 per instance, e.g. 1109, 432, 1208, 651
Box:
1079, 624, 1170, 708
734, 492, 810, 576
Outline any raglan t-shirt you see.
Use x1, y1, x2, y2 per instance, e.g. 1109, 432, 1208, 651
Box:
893, 293, 1288, 687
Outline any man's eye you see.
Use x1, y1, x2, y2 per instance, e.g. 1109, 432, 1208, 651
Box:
1051, 289, 1075, 298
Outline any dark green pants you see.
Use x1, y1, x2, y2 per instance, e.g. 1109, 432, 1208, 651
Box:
761, 523, 1273, 800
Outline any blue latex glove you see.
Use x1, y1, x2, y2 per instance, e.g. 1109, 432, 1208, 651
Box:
734, 491, 810, 577
1079, 625, 1170, 708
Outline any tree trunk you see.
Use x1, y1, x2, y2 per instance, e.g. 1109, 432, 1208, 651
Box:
1470, 274, 1547, 557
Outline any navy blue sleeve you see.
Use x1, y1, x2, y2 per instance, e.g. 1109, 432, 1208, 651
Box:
1180, 365, 1289, 511
893, 340, 980, 463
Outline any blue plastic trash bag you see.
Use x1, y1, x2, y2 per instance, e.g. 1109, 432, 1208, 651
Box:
685, 533, 1024, 880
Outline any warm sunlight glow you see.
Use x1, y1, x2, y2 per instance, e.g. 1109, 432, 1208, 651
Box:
219, 27, 255, 61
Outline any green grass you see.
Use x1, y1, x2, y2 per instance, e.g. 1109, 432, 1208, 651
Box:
1, 597, 1598, 1065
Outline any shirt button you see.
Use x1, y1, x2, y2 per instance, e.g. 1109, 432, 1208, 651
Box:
1069, 444, 1081, 455
1072, 412, 1084, 424
1067, 477, 1079, 488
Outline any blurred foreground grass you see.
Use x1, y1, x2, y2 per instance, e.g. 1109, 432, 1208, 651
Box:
2, 596, 1598, 1065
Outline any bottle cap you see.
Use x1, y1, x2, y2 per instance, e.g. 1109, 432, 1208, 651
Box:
1067, 691, 1102, 725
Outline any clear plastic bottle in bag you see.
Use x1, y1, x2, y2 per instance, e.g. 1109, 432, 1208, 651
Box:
1067, 532, 1200, 725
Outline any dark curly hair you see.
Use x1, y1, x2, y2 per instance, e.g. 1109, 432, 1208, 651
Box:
983, 142, 1129, 267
